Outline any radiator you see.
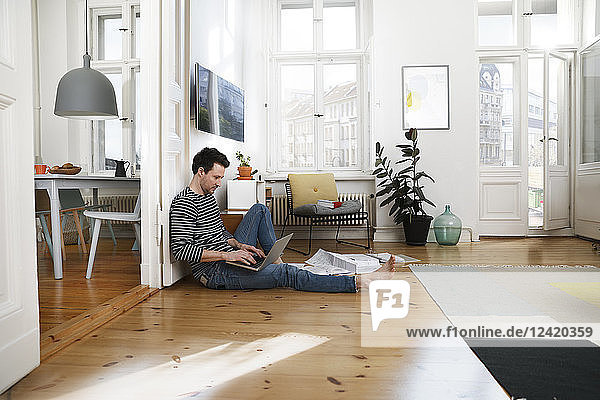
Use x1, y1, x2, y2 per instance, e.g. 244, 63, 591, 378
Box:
272, 193, 372, 226
82, 195, 137, 224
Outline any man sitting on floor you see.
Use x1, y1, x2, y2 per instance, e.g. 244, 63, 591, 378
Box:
169, 147, 391, 292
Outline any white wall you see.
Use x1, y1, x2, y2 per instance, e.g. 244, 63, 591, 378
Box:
38, 0, 69, 166
189, 0, 269, 207
371, 0, 479, 241
37, 0, 87, 169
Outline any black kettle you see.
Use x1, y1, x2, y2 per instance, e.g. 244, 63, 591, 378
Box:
115, 160, 130, 177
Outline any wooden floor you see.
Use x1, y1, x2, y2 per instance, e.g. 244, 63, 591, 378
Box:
37, 237, 141, 333
6, 237, 599, 399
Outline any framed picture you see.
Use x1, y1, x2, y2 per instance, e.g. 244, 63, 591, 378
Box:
402, 65, 450, 130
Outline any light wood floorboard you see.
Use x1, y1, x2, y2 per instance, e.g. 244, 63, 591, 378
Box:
37, 237, 141, 333
6, 237, 599, 399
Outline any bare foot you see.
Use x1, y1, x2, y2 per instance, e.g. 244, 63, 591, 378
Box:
357, 257, 395, 289
274, 257, 284, 264
377, 256, 395, 272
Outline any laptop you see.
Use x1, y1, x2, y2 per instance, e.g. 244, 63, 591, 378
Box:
226, 233, 293, 271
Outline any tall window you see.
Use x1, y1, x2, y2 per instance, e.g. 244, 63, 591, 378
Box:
90, 1, 140, 172
272, 0, 369, 171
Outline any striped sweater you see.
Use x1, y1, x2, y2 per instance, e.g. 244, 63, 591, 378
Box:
169, 186, 234, 279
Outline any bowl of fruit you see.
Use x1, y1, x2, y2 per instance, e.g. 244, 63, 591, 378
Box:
48, 163, 82, 175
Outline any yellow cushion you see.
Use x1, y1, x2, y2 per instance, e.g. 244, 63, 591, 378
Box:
288, 173, 338, 209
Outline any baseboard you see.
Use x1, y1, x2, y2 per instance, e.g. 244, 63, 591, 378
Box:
373, 226, 478, 243
0, 328, 39, 394
40, 285, 158, 361
274, 225, 371, 240
99, 224, 136, 238
527, 227, 574, 237
575, 219, 600, 241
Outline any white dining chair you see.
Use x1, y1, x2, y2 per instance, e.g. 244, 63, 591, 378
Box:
84, 195, 140, 279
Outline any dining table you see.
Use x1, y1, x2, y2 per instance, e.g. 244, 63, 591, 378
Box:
34, 174, 140, 279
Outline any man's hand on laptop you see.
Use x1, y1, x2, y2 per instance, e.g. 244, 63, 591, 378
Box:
224, 250, 258, 265
238, 243, 265, 258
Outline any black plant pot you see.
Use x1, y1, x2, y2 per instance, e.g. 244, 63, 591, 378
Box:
403, 215, 433, 246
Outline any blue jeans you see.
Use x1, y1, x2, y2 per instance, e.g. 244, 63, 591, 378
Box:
204, 204, 357, 293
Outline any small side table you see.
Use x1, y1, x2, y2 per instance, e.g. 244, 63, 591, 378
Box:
227, 180, 266, 211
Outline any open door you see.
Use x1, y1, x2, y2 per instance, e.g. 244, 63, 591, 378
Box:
543, 52, 570, 230
160, 0, 190, 286
0, 1, 40, 392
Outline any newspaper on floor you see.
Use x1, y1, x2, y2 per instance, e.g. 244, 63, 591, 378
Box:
365, 252, 420, 263
342, 254, 383, 274
302, 249, 383, 275
287, 261, 356, 276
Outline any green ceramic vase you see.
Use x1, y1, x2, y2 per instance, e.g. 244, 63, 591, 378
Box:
433, 205, 462, 246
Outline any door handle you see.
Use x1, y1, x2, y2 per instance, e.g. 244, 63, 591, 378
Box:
539, 137, 559, 143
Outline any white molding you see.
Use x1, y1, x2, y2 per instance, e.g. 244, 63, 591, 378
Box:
373, 225, 403, 242
265, 173, 375, 181
0, 0, 15, 70
479, 167, 523, 177
574, 219, 600, 240
479, 181, 522, 220
140, 262, 149, 285
577, 162, 600, 175
373, 226, 478, 243
526, 227, 574, 237
0, 328, 39, 393
0, 93, 14, 110
275, 225, 371, 240
0, 107, 20, 317
139, 0, 163, 289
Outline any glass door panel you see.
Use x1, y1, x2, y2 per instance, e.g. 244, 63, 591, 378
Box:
528, 56, 544, 227
279, 64, 315, 169
543, 52, 570, 230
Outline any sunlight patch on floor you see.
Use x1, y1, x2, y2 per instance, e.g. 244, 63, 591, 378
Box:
52, 333, 329, 399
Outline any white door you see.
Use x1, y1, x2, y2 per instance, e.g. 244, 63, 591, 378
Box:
0, 1, 40, 392
161, 0, 189, 286
543, 52, 570, 230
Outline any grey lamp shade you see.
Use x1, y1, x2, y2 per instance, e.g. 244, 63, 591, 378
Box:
54, 54, 119, 120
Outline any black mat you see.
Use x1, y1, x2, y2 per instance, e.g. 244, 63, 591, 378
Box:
467, 339, 600, 400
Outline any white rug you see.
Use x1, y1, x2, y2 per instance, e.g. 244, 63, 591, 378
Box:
408, 264, 600, 346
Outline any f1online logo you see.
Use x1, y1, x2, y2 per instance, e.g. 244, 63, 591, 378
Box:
369, 280, 411, 331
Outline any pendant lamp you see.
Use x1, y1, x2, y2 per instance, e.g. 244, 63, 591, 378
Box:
54, 0, 118, 120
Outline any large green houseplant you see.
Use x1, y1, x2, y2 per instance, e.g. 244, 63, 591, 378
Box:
373, 128, 435, 245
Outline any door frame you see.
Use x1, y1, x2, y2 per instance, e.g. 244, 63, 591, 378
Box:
139, 0, 191, 288
139, 0, 163, 288
0, 0, 41, 392
477, 50, 576, 237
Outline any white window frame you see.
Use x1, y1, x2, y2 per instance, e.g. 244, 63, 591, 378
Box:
267, 0, 371, 175
477, 0, 581, 51
89, 0, 140, 175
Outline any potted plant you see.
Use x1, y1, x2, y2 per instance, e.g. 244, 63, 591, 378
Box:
235, 151, 258, 180
373, 128, 435, 245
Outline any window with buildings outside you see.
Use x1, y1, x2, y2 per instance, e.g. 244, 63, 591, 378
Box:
581, 43, 600, 164
90, 2, 140, 173
273, 0, 367, 171
479, 62, 518, 166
